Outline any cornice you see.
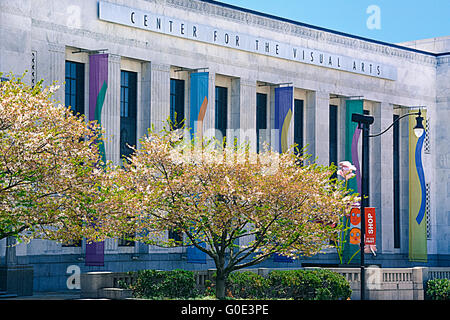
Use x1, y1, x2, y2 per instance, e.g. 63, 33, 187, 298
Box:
164, 0, 437, 66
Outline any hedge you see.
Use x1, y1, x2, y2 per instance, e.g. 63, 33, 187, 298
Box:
126, 269, 198, 299
225, 269, 351, 300
125, 268, 352, 300
426, 278, 450, 300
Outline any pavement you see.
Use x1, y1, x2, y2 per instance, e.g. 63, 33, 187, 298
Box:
0, 291, 84, 300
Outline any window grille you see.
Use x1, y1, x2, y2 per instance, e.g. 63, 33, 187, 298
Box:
424, 118, 431, 154
426, 183, 432, 239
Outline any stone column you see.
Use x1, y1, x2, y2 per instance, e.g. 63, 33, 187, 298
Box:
149, 62, 170, 133
48, 43, 65, 104
435, 55, 450, 257
238, 79, 257, 152
372, 101, 394, 253
138, 61, 152, 147
102, 54, 121, 166
228, 78, 257, 151
305, 90, 330, 164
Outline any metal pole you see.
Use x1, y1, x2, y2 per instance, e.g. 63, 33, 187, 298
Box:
360, 123, 369, 300
360, 123, 368, 300
351, 112, 374, 300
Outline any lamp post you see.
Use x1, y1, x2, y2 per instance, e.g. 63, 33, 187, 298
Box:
351, 109, 425, 300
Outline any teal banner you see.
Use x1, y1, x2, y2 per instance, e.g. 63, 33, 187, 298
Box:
342, 99, 363, 265
190, 72, 209, 139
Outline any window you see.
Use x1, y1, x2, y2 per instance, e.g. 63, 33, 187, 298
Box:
329, 105, 338, 174
65, 61, 85, 116
294, 99, 304, 156
170, 79, 185, 129
256, 93, 267, 153
118, 237, 135, 247
120, 71, 137, 161
393, 114, 400, 248
62, 239, 82, 247
168, 229, 183, 245
215, 86, 228, 144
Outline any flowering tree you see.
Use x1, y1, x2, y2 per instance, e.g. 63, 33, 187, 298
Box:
0, 74, 107, 242
106, 126, 359, 298
335, 161, 358, 264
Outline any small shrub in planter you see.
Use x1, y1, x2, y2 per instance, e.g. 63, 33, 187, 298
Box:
426, 278, 450, 300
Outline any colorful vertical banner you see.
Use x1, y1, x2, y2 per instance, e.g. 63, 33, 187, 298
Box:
273, 87, 294, 263
190, 72, 209, 140
409, 110, 427, 262
188, 72, 208, 264
85, 53, 108, 267
274, 86, 293, 153
342, 99, 363, 264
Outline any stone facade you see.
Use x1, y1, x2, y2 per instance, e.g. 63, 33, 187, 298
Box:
0, 0, 449, 292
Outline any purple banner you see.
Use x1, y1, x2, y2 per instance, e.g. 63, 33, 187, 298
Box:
274, 86, 293, 153
85, 241, 105, 267
88, 53, 108, 122
85, 53, 108, 267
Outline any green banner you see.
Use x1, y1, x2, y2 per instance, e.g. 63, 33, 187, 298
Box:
342, 99, 363, 265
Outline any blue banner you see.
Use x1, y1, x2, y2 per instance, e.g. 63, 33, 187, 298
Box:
190, 72, 209, 139
273, 87, 294, 262
274, 87, 293, 153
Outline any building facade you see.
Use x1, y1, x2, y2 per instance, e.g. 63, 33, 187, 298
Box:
0, 0, 449, 292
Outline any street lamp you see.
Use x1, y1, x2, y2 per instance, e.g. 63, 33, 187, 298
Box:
351, 108, 425, 300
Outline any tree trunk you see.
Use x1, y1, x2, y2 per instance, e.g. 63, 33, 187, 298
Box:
215, 272, 226, 299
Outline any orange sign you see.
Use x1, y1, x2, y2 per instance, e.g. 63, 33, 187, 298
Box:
349, 228, 361, 245
350, 207, 361, 226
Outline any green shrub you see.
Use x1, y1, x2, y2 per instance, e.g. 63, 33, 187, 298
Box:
226, 271, 270, 299
266, 269, 351, 300
226, 269, 351, 300
311, 268, 352, 300
125, 268, 351, 300
267, 270, 320, 299
426, 278, 450, 300
128, 269, 197, 299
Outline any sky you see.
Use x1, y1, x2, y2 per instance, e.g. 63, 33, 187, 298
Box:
216, 0, 450, 44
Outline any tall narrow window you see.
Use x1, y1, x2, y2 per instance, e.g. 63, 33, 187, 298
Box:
215, 86, 228, 144
120, 70, 137, 161
393, 114, 400, 248
256, 93, 267, 153
65, 61, 85, 116
329, 105, 338, 168
294, 99, 304, 156
170, 79, 185, 129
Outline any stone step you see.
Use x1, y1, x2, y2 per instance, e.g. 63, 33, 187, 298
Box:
0, 291, 18, 299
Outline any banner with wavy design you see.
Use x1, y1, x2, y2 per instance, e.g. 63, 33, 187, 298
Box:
190, 72, 209, 141
342, 99, 363, 265
274, 86, 293, 154
409, 110, 427, 262
85, 53, 108, 267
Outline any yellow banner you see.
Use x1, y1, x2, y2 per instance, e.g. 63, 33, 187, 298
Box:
409, 110, 427, 262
